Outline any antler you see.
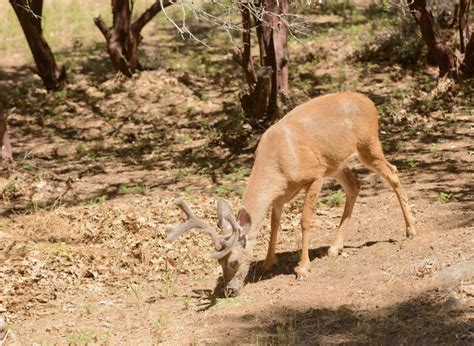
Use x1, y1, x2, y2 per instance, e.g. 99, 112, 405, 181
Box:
167, 198, 239, 259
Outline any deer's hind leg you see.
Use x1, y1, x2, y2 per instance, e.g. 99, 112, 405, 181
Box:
359, 143, 416, 237
295, 179, 323, 280
328, 167, 361, 257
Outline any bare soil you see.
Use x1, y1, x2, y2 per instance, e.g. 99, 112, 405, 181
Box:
0, 6, 473, 345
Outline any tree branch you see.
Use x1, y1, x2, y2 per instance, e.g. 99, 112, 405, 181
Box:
408, 0, 456, 77
94, 15, 111, 40
132, 0, 173, 35
239, 2, 257, 88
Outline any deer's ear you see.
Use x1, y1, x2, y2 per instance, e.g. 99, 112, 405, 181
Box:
236, 207, 251, 235
217, 198, 234, 234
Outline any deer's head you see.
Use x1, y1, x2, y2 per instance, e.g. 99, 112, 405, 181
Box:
167, 198, 252, 297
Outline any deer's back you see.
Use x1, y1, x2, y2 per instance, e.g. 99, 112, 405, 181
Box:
257, 92, 379, 181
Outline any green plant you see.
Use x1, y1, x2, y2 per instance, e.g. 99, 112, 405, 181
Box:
82, 302, 94, 315
119, 183, 150, 196
175, 169, 186, 182
129, 282, 141, 301
135, 184, 150, 195
46, 198, 62, 211
42, 243, 74, 261
4, 178, 19, 192
430, 144, 439, 157
276, 321, 297, 345
327, 190, 345, 207
162, 260, 178, 298
438, 191, 454, 203
118, 184, 129, 194
406, 158, 419, 169
55, 89, 68, 100
0, 218, 10, 229
213, 296, 250, 310
65, 330, 95, 345
153, 311, 171, 331
75, 144, 88, 158
178, 132, 193, 144
85, 195, 107, 206
152, 310, 171, 341
186, 105, 198, 116
179, 295, 192, 310
216, 168, 249, 197
216, 184, 232, 196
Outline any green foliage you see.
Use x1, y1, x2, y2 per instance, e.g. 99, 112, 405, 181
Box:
85, 195, 107, 206
65, 330, 95, 345
438, 191, 454, 203
216, 167, 249, 197
276, 321, 297, 345
119, 183, 150, 195
4, 177, 19, 193
153, 311, 171, 330
162, 261, 179, 298
406, 158, 419, 169
0, 218, 11, 229
430, 144, 439, 157
327, 190, 345, 207
82, 302, 94, 315
318, 0, 355, 16
129, 282, 141, 300
357, 18, 426, 67
179, 295, 193, 309
186, 105, 199, 116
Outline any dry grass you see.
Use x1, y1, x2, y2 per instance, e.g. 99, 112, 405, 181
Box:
0, 2, 473, 344
0, 0, 181, 64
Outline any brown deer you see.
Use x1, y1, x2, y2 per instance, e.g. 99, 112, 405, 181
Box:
167, 92, 416, 297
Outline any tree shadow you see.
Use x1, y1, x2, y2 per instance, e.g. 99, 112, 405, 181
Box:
192, 238, 399, 311
220, 285, 472, 344
1, 4, 472, 224
244, 239, 398, 284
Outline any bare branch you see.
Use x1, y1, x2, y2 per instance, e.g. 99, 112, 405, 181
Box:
132, 0, 173, 35
94, 16, 111, 40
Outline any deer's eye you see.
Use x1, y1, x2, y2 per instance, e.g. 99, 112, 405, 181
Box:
229, 260, 239, 269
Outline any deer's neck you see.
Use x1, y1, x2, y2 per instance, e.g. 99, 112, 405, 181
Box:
241, 169, 284, 250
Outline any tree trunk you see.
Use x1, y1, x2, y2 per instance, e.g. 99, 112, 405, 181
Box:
237, 0, 289, 125
458, 0, 471, 54
258, 0, 289, 121
10, 0, 66, 91
463, 34, 474, 76
409, 0, 457, 77
0, 96, 12, 171
95, 0, 172, 77
235, 2, 271, 123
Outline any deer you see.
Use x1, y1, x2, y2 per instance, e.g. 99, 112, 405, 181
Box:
167, 92, 416, 297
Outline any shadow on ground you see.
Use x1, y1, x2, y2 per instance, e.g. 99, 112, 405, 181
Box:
222, 287, 472, 344
1, 7, 472, 219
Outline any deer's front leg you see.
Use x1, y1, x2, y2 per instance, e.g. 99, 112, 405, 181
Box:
295, 179, 322, 280
262, 203, 283, 272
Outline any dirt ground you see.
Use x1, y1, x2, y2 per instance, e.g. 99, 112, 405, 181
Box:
0, 4, 473, 345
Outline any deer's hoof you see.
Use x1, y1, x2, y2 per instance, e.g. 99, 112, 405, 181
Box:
262, 257, 277, 272
406, 227, 417, 239
327, 246, 341, 258
295, 265, 310, 280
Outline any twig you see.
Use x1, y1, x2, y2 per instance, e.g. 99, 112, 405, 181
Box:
0, 328, 11, 346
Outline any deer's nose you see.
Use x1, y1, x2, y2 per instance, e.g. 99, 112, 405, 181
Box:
224, 287, 240, 297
